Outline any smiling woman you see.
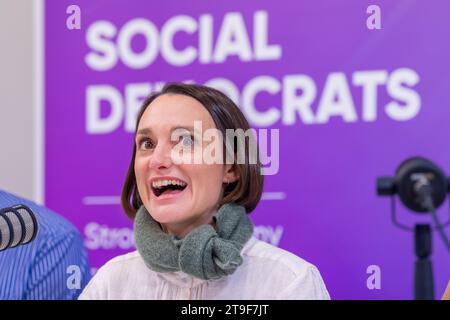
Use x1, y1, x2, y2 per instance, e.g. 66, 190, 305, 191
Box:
79, 83, 330, 300
132, 93, 255, 237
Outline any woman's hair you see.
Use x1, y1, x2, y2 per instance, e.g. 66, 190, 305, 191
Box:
121, 82, 264, 218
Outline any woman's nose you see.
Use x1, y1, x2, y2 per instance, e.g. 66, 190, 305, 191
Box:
148, 142, 173, 170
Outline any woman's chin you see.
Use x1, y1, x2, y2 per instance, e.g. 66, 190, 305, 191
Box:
147, 203, 191, 224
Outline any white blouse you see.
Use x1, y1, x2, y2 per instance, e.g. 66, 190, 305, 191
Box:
79, 237, 330, 300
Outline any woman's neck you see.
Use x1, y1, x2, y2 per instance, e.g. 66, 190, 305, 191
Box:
160, 210, 217, 238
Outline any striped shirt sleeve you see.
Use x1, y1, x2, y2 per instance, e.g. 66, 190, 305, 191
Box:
23, 229, 91, 299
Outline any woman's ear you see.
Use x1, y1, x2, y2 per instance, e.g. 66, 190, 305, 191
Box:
223, 164, 239, 184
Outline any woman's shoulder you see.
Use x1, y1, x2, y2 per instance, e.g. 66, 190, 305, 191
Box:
240, 237, 330, 299
242, 237, 317, 276
79, 251, 149, 299
93, 250, 147, 277
101, 250, 142, 266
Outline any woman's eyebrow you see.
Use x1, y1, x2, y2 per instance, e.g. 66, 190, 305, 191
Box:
171, 126, 196, 133
136, 126, 199, 136
136, 128, 151, 136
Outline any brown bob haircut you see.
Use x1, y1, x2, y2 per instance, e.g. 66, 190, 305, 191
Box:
121, 82, 264, 218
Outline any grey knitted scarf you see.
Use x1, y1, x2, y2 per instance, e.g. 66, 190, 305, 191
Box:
134, 202, 253, 280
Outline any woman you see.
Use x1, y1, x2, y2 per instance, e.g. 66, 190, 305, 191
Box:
79, 83, 330, 299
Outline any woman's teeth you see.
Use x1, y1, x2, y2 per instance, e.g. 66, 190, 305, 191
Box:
151, 179, 188, 197
152, 179, 187, 189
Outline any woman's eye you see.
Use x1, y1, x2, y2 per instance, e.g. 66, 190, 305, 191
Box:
138, 138, 154, 150
181, 135, 194, 147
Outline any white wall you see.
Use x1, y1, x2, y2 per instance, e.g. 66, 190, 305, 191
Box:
0, 0, 42, 203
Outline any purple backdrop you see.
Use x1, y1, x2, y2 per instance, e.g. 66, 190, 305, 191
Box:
45, 0, 450, 299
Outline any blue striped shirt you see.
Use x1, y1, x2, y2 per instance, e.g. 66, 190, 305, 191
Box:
0, 190, 91, 299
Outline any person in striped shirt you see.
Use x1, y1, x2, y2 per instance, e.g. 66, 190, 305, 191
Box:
0, 189, 91, 299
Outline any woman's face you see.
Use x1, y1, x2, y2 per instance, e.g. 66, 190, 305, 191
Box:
134, 93, 236, 237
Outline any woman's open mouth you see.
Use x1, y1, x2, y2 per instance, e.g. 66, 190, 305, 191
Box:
151, 178, 188, 198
